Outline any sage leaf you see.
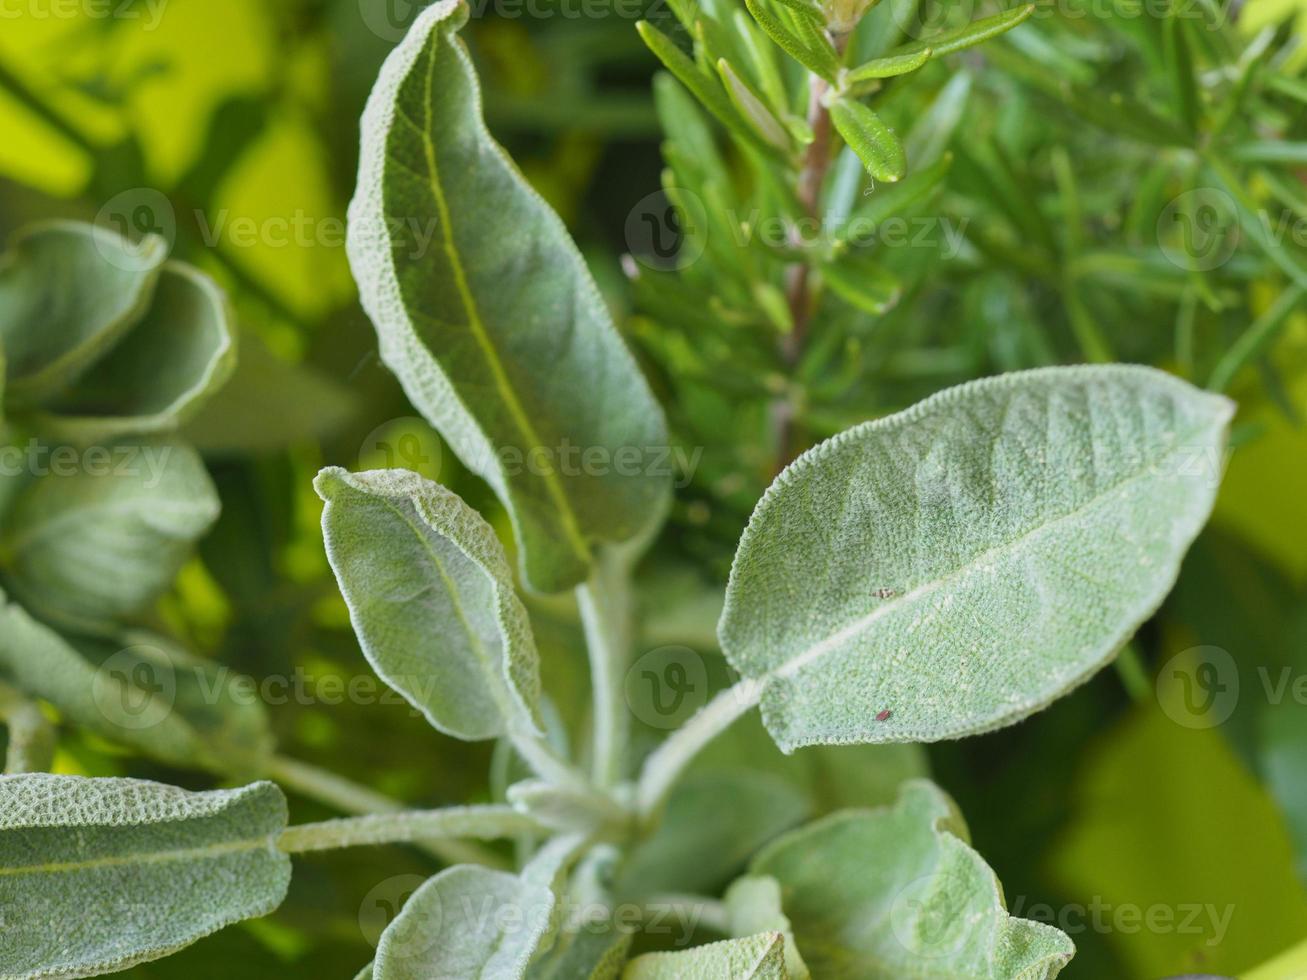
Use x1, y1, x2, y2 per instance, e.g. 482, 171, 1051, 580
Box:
0, 598, 273, 778
347, 0, 670, 593
623, 932, 788, 979
315, 467, 542, 741
0, 439, 219, 627
893, 5, 1036, 60
752, 780, 1074, 978
0, 222, 166, 406
375, 834, 581, 979
528, 930, 631, 980
724, 876, 810, 979
830, 99, 906, 183
719, 366, 1233, 750
0, 774, 290, 979
34, 263, 236, 443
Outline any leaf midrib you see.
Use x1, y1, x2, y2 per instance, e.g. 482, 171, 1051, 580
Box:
769, 432, 1204, 682
0, 834, 275, 877
408, 33, 590, 567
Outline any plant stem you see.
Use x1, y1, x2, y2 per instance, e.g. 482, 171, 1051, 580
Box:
265, 754, 509, 868
635, 676, 765, 820
577, 550, 633, 787
1113, 644, 1150, 703
277, 805, 544, 854
775, 36, 847, 470
510, 731, 592, 791
1207, 283, 1307, 392
645, 894, 731, 934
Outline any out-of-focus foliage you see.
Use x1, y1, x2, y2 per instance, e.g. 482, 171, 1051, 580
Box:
0, 0, 1305, 976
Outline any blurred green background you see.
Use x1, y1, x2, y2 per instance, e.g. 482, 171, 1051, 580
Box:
3, 0, 1307, 976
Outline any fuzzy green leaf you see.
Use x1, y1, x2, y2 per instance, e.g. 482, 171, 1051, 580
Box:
0, 222, 166, 406
752, 780, 1074, 978
34, 263, 236, 442
0, 775, 289, 979
719, 366, 1233, 750
623, 933, 788, 979
315, 467, 542, 741
830, 99, 906, 183
375, 834, 579, 979
0, 439, 219, 627
724, 876, 810, 979
347, 0, 669, 593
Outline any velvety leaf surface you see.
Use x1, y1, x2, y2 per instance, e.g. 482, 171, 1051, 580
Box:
315, 467, 542, 741
623, 932, 788, 979
37, 263, 236, 441
720, 365, 1233, 750
725, 876, 810, 979
0, 775, 289, 979
0, 222, 165, 405
346, 0, 669, 593
374, 834, 578, 979
0, 439, 220, 627
752, 780, 1074, 979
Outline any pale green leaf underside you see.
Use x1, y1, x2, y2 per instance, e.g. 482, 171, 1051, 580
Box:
752, 780, 1074, 979
35, 262, 236, 442
315, 467, 542, 741
720, 365, 1233, 750
725, 876, 810, 979
0, 439, 219, 628
346, 0, 669, 593
375, 834, 578, 980
623, 932, 788, 979
0, 222, 165, 405
0, 775, 289, 979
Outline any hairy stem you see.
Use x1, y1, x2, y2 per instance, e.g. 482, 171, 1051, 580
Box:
265, 754, 510, 868
277, 805, 544, 854
577, 550, 634, 787
0, 682, 56, 774
635, 677, 765, 820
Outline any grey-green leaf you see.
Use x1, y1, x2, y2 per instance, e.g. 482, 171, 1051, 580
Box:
751, 780, 1074, 978
623, 933, 788, 979
375, 834, 579, 979
315, 467, 542, 741
719, 365, 1233, 750
0, 439, 219, 627
0, 221, 166, 406
0, 598, 273, 778
724, 876, 810, 979
0, 774, 290, 979
830, 99, 906, 183
34, 262, 236, 443
347, 0, 670, 593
